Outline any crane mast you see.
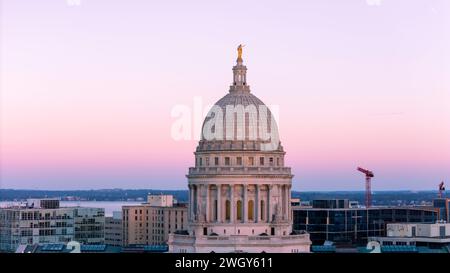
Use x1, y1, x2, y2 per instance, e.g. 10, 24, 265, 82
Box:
357, 167, 374, 208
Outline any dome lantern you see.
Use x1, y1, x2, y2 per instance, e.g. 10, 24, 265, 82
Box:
230, 44, 250, 93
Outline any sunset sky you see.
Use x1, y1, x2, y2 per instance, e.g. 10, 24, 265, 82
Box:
1, 0, 449, 190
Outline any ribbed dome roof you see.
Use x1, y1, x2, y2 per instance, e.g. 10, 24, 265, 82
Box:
215, 91, 266, 108
201, 91, 278, 141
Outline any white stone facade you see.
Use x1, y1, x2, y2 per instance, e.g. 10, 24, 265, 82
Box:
168, 52, 311, 253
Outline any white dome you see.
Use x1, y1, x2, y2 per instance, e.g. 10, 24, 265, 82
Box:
198, 59, 281, 152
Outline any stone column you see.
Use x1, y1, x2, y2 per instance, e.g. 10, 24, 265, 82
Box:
196, 184, 201, 221
288, 185, 292, 221
217, 184, 221, 223
281, 185, 285, 220
284, 185, 288, 221
243, 184, 248, 223
205, 184, 210, 222
189, 184, 194, 221
255, 184, 259, 223
230, 184, 235, 223
268, 185, 272, 223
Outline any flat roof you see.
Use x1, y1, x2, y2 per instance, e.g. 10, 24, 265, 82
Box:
292, 206, 437, 211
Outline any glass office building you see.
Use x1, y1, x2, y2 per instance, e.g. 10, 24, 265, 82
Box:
433, 198, 450, 222
293, 200, 438, 246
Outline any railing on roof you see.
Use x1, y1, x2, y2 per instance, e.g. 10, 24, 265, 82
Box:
188, 166, 291, 175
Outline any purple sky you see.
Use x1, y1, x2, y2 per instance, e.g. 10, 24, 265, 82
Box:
1, 0, 449, 190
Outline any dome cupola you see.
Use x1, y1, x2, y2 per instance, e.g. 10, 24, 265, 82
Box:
199, 44, 281, 152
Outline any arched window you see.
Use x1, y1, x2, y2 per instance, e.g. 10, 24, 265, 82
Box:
248, 200, 254, 221
214, 200, 218, 221
237, 200, 242, 220
260, 200, 265, 221
225, 200, 230, 221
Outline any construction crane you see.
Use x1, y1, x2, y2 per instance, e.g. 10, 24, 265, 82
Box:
357, 167, 374, 208
438, 181, 445, 198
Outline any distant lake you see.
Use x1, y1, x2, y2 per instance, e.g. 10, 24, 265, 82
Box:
0, 201, 142, 216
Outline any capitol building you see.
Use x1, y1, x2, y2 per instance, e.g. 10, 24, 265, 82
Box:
168, 46, 311, 253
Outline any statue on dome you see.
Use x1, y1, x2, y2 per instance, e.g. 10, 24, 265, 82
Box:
237, 44, 245, 60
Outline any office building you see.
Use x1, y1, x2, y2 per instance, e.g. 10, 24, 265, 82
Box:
122, 195, 188, 246
74, 207, 105, 244
105, 211, 123, 247
293, 199, 438, 246
370, 222, 450, 247
433, 198, 450, 222
0, 199, 105, 252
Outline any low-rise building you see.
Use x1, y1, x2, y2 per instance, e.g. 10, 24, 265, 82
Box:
433, 198, 450, 222
122, 194, 188, 246
105, 211, 123, 247
0, 199, 105, 252
74, 207, 105, 244
370, 222, 450, 249
293, 199, 438, 246
0, 199, 75, 252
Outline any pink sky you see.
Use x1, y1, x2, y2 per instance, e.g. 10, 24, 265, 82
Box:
1, 0, 449, 190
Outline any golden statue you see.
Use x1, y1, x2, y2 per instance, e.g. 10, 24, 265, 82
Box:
237, 44, 245, 60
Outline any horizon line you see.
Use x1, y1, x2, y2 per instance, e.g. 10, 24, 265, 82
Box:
0, 188, 443, 193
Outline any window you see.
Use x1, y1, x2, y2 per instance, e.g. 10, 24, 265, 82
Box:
269, 157, 274, 166
236, 157, 242, 165
215, 157, 219, 166
225, 157, 230, 166
248, 200, 254, 221
248, 157, 254, 166
206, 157, 210, 166
260, 200, 265, 221
260, 157, 265, 165
440, 226, 446, 237
237, 200, 242, 221
225, 200, 231, 221
199, 158, 203, 166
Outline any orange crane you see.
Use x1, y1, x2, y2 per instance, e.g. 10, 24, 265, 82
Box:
357, 167, 374, 208
438, 181, 445, 198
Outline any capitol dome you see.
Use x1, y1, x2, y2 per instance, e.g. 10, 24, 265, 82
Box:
199, 54, 281, 152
